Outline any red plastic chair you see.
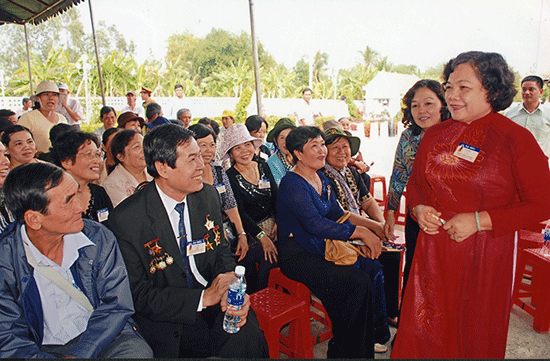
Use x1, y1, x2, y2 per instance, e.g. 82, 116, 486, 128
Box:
512, 247, 550, 333
268, 267, 333, 344
250, 287, 314, 358
369, 174, 387, 209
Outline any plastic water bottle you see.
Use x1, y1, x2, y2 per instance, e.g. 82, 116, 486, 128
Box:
543, 223, 550, 256
223, 265, 246, 333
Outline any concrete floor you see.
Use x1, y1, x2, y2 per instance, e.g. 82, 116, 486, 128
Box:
301, 303, 550, 359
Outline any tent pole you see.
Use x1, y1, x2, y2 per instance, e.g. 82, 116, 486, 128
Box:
88, 0, 106, 105
24, 23, 33, 94
249, 0, 262, 116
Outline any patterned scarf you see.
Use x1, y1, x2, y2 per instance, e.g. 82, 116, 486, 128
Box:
323, 164, 360, 215
277, 151, 293, 172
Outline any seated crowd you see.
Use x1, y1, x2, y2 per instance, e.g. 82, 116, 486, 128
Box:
1, 51, 550, 359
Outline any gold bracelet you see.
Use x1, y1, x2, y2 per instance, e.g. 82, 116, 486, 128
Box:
387, 209, 396, 214
256, 231, 266, 240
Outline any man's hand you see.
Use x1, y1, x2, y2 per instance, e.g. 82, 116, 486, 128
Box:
220, 293, 251, 328
202, 272, 234, 307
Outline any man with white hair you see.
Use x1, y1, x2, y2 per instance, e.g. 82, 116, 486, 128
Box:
56, 83, 83, 130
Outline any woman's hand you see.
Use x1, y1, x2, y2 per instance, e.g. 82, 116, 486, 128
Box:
384, 211, 397, 241
413, 205, 442, 235
259, 235, 278, 263
359, 236, 382, 260
235, 234, 249, 261
269, 223, 278, 242
443, 212, 478, 242
353, 225, 382, 259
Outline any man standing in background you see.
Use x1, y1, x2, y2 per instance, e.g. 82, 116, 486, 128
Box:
56, 83, 83, 130
505, 75, 550, 156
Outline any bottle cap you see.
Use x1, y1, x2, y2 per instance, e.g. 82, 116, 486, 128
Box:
235, 265, 245, 276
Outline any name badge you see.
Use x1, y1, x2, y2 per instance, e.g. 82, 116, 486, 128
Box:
258, 179, 271, 189
454, 142, 480, 163
187, 239, 206, 256
215, 184, 226, 194
97, 208, 109, 222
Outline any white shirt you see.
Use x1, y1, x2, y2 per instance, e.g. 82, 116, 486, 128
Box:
167, 96, 188, 120
22, 226, 94, 345
296, 99, 316, 126
56, 97, 83, 125
121, 104, 145, 119
155, 183, 208, 310
505, 102, 550, 157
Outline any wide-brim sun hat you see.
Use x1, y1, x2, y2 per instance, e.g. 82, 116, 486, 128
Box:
324, 127, 361, 157
266, 117, 296, 143
117, 111, 144, 128
36, 80, 59, 95
220, 124, 263, 161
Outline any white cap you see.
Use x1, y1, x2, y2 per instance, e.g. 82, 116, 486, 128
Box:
235, 265, 245, 275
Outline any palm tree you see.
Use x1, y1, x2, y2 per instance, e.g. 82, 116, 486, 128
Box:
358, 46, 379, 70
10, 47, 70, 96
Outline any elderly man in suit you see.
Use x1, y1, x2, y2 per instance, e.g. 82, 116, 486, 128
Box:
0, 162, 152, 358
107, 124, 268, 358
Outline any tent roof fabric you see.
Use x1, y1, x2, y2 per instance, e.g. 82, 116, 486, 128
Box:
362, 71, 420, 100
0, 0, 83, 26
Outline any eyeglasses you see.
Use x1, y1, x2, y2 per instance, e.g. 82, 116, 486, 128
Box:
77, 150, 102, 160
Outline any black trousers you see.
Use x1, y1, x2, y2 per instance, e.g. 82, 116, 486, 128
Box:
278, 237, 375, 359
402, 211, 420, 296
177, 304, 269, 358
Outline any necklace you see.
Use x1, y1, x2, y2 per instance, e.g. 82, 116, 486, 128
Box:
234, 162, 259, 185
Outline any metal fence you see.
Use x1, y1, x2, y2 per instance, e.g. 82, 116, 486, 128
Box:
1, 96, 367, 123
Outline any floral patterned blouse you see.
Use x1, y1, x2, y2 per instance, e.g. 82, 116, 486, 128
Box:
386, 128, 424, 212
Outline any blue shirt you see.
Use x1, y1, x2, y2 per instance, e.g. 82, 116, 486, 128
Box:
276, 171, 355, 255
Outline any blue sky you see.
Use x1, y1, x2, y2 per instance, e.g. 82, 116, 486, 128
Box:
81, 0, 550, 76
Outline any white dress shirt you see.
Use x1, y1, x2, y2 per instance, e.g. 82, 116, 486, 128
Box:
21, 226, 94, 345
155, 183, 208, 310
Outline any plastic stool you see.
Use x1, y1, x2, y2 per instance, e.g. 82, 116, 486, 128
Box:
394, 189, 407, 226
512, 248, 550, 333
250, 287, 314, 358
369, 174, 387, 209
268, 268, 333, 344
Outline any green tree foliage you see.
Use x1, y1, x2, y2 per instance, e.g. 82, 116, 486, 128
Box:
165, 28, 275, 84
420, 63, 445, 81
358, 46, 379, 70
392, 64, 419, 75
292, 57, 309, 90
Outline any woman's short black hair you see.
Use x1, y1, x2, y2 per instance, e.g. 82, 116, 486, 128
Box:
245, 115, 268, 133
143, 123, 194, 178
198, 117, 220, 136
102, 127, 120, 147
110, 129, 140, 167
4, 162, 65, 224
443, 51, 517, 112
1, 125, 33, 147
401, 79, 451, 136
286, 126, 325, 164
49, 123, 75, 146
51, 131, 100, 167
188, 123, 216, 142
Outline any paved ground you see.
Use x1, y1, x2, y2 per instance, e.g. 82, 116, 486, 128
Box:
302, 304, 550, 359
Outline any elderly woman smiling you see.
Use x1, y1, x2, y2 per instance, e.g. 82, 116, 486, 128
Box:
221, 124, 278, 293
102, 129, 152, 207
392, 51, 550, 359
276, 126, 383, 358
52, 131, 113, 223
